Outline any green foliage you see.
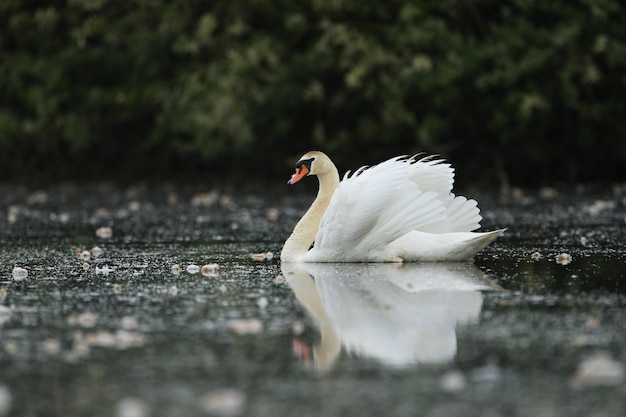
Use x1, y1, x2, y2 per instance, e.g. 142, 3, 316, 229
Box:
1, 0, 625, 184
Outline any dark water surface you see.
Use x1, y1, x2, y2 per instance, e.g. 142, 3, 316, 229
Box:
1, 183, 625, 417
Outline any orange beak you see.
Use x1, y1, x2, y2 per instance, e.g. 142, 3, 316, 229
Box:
288, 165, 310, 185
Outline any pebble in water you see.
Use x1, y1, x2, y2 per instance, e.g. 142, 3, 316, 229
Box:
11, 267, 28, 281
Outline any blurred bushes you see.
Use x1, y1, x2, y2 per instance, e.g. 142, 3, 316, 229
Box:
1, 0, 625, 186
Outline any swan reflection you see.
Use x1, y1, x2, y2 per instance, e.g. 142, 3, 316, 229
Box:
282, 262, 499, 372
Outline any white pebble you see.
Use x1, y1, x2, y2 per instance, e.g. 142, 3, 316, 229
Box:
11, 267, 28, 281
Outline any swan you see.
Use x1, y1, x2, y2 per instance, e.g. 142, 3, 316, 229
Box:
281, 151, 505, 262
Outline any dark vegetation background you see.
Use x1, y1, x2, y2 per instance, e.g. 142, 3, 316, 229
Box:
1, 0, 625, 189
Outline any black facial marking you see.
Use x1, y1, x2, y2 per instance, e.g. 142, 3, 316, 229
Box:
295, 158, 314, 173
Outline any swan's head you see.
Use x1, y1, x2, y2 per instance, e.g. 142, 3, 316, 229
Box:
288, 151, 332, 185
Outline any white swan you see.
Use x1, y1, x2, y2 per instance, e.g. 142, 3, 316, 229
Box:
281, 151, 505, 262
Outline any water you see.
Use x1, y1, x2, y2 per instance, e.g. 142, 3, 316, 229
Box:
1, 183, 625, 416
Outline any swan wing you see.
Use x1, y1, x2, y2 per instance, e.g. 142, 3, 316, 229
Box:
311, 156, 451, 260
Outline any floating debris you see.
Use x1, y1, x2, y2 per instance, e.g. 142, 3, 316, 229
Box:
571, 351, 625, 389
120, 316, 138, 330
265, 208, 280, 221
11, 267, 28, 281
218, 284, 227, 293
587, 200, 613, 216
530, 251, 542, 260
91, 246, 104, 258
79, 312, 98, 328
26, 190, 48, 205
128, 201, 141, 212
96, 265, 114, 275
78, 250, 91, 261
95, 226, 113, 239
116, 397, 150, 417
580, 236, 587, 246
0, 384, 11, 416
555, 253, 572, 265
227, 319, 263, 335
166, 286, 178, 296
113, 283, 122, 294
171, 264, 181, 275
200, 388, 246, 417
42, 338, 62, 355
114, 330, 145, 349
166, 191, 178, 205
256, 297, 269, 309
191, 191, 218, 207
0, 288, 6, 301
58, 212, 70, 224
470, 362, 501, 383
440, 370, 467, 393
275, 275, 285, 284
0, 305, 12, 326
187, 264, 200, 274
7, 205, 20, 224
201, 264, 220, 277
291, 321, 304, 336
82, 262, 90, 271
251, 251, 273, 261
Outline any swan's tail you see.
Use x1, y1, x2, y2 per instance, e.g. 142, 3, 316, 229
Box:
466, 228, 507, 254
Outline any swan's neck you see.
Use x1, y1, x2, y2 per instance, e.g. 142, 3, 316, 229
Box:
281, 170, 340, 262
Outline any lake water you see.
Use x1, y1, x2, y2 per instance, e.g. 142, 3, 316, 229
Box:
1, 183, 625, 417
